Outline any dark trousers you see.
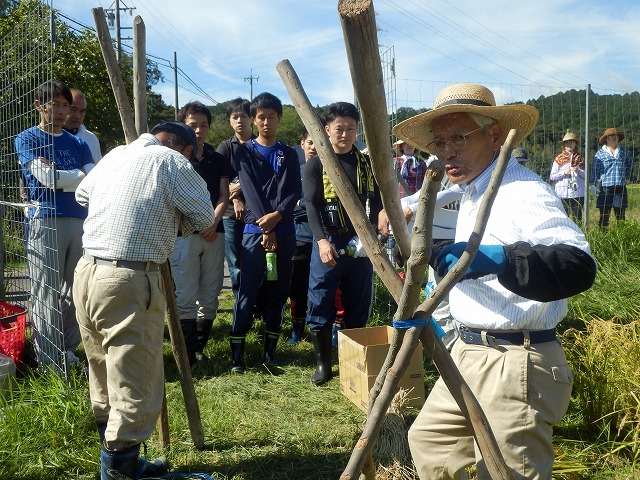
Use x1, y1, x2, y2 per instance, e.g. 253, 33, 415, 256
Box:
231, 232, 296, 336
289, 242, 312, 319
561, 197, 584, 222
223, 217, 244, 293
597, 185, 628, 227
306, 237, 373, 332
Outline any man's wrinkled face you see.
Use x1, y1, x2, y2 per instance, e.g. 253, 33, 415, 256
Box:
430, 113, 501, 185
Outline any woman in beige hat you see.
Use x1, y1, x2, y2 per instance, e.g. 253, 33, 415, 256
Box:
550, 131, 586, 221
589, 127, 633, 226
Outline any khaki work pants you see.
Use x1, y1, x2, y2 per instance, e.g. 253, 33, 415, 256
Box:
408, 338, 573, 480
73, 256, 166, 451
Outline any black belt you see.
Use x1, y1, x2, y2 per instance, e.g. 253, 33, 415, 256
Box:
84, 254, 160, 272
458, 327, 556, 347
177, 230, 199, 237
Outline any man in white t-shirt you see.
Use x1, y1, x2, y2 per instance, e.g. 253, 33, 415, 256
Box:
63, 88, 102, 163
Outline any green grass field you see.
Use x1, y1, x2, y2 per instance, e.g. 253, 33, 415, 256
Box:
1, 188, 640, 479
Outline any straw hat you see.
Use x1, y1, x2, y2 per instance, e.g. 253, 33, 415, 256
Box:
599, 127, 624, 145
393, 83, 539, 153
560, 132, 579, 144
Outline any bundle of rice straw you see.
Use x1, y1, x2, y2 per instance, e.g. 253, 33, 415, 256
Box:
373, 388, 419, 479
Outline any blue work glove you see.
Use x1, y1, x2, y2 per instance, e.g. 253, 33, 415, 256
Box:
435, 242, 506, 279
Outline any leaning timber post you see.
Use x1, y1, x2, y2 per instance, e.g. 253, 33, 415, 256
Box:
276, 59, 403, 301
132, 15, 148, 137
338, 0, 411, 262
131, 15, 169, 447
92, 8, 137, 144
340, 132, 519, 480
159, 263, 205, 450
92, 7, 205, 450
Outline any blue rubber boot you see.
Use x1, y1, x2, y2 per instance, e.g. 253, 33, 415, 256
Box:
331, 321, 344, 350
287, 318, 305, 345
100, 444, 139, 480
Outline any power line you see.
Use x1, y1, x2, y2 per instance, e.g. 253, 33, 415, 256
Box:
54, 9, 218, 105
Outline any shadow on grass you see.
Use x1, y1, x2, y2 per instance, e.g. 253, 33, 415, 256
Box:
169, 449, 351, 480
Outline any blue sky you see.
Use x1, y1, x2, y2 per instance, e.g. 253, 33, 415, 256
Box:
54, 0, 640, 109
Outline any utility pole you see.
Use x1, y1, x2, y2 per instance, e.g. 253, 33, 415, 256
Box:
174, 52, 179, 120
244, 69, 259, 100
105, 0, 135, 62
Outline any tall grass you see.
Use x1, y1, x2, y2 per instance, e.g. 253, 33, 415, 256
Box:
2, 217, 640, 478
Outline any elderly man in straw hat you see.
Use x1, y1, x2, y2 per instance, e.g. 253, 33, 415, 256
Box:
394, 83, 597, 480
590, 127, 633, 227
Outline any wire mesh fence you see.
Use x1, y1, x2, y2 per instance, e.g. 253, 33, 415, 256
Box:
0, 1, 71, 376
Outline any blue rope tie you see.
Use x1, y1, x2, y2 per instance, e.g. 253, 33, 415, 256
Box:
392, 317, 446, 338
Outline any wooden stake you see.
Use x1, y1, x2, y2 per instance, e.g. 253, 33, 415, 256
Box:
160, 262, 205, 450
91, 8, 137, 144
338, 0, 412, 263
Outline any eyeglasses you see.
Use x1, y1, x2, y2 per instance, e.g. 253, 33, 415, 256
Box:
426, 126, 485, 154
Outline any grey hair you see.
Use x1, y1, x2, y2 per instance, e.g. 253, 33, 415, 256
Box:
467, 112, 499, 129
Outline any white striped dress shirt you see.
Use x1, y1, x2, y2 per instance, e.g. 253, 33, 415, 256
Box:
450, 157, 592, 331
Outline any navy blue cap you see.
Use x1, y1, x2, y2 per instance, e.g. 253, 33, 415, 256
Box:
150, 121, 198, 160
510, 146, 528, 162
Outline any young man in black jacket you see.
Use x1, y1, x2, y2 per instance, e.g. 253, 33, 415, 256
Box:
228, 92, 301, 372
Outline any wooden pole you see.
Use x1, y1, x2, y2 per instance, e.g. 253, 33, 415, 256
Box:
92, 7, 204, 450
276, 59, 403, 302
338, 0, 411, 263
92, 7, 137, 144
132, 15, 147, 137
157, 386, 170, 448
160, 262, 205, 450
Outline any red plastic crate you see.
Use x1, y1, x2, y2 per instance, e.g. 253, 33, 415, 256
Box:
0, 301, 27, 366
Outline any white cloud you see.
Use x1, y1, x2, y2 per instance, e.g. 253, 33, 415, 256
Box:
55, 0, 640, 111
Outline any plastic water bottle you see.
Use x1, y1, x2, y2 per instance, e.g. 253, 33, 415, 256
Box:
265, 252, 278, 281
338, 244, 356, 257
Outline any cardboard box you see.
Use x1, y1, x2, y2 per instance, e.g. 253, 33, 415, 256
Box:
338, 325, 425, 413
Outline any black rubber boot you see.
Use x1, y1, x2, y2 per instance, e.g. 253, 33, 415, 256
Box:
100, 443, 139, 480
310, 329, 333, 385
287, 318, 305, 345
195, 318, 214, 361
180, 318, 198, 366
229, 336, 246, 373
263, 331, 280, 366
